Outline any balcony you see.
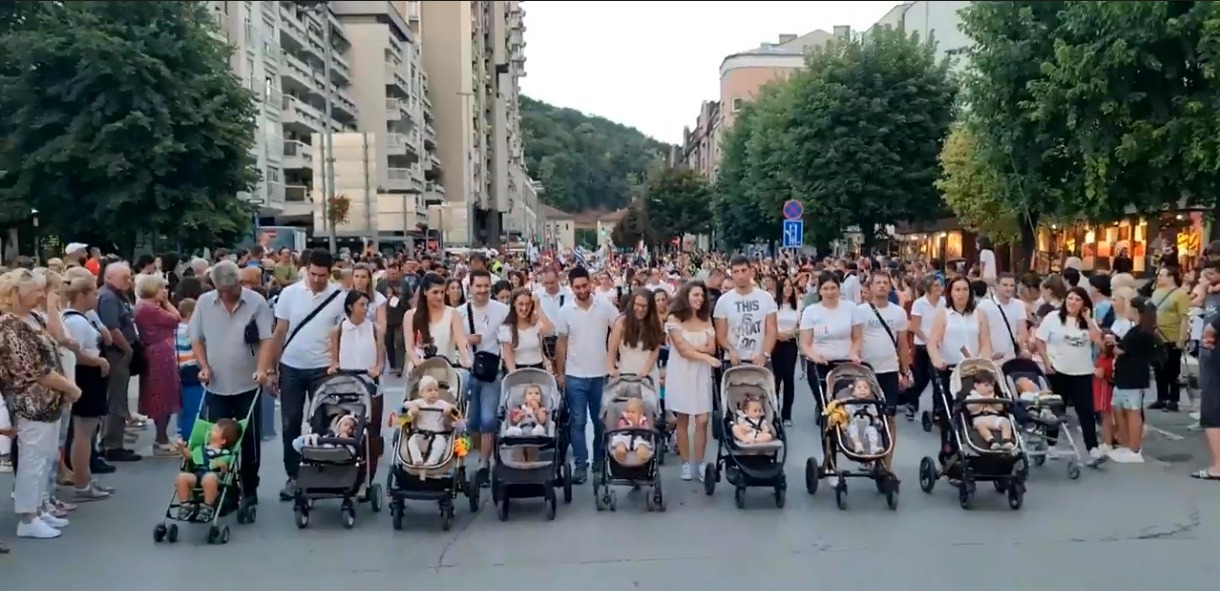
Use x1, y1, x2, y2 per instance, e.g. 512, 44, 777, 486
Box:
282, 51, 314, 91
386, 98, 405, 121
385, 168, 417, 192
263, 38, 281, 63
282, 140, 313, 170
386, 133, 411, 156
279, 9, 307, 49
281, 95, 323, 132
384, 62, 408, 91
330, 52, 351, 82
285, 184, 309, 202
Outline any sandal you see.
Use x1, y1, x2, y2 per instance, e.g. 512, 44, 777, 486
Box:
1190, 469, 1220, 480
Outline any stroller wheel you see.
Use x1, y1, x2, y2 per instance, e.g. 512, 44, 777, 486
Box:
368, 484, 384, 513
544, 491, 558, 521
804, 457, 820, 495
561, 462, 573, 504
441, 504, 455, 530
733, 487, 746, 509
468, 485, 481, 513
167, 523, 179, 543
654, 480, 667, 512
918, 456, 937, 494
703, 463, 717, 496
496, 499, 510, 522
884, 481, 898, 511
153, 523, 166, 543
1007, 482, 1025, 510
1066, 460, 1082, 480
958, 484, 974, 510
391, 508, 404, 531
294, 506, 310, 529
993, 480, 1007, 493
774, 487, 786, 509
833, 484, 847, 510
920, 411, 933, 432
342, 502, 357, 529
607, 491, 618, 512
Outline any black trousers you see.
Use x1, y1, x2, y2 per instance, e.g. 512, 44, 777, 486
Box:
805, 361, 838, 422
1154, 345, 1183, 405
1047, 373, 1099, 450
772, 341, 799, 421
903, 345, 932, 411
200, 388, 262, 499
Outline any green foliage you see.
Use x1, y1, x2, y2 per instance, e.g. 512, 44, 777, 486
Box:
1029, 1, 1220, 218
0, 1, 259, 253
957, 1, 1078, 254
646, 166, 712, 244
713, 28, 955, 250
520, 95, 671, 213
610, 200, 650, 247
937, 124, 1020, 242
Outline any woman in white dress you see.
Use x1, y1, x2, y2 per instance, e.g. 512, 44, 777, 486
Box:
664, 281, 719, 482
403, 273, 472, 373
606, 288, 663, 378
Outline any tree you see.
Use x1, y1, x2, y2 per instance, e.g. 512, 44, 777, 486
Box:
780, 25, 956, 250
610, 199, 650, 247
0, 1, 259, 254
520, 96, 670, 214
646, 166, 712, 245
958, 1, 1078, 264
1029, 1, 1220, 218
937, 124, 1021, 243
711, 85, 788, 250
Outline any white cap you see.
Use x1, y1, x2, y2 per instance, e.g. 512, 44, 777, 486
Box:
65, 242, 88, 255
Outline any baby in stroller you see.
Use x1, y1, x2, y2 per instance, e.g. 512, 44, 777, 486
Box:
505, 384, 550, 437
610, 398, 654, 464
173, 418, 240, 521
292, 414, 358, 453
843, 378, 883, 455
965, 371, 1016, 451
732, 395, 775, 444
402, 375, 460, 466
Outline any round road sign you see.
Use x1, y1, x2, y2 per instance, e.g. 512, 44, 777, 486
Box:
783, 199, 803, 220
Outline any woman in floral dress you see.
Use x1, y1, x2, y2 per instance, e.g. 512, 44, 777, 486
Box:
133, 275, 181, 456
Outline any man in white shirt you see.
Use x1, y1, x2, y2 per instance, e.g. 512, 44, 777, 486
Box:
903, 276, 944, 420
978, 273, 1029, 362
461, 252, 500, 296
713, 255, 777, 367
270, 248, 346, 501
534, 266, 571, 361
841, 263, 863, 304
978, 238, 998, 283
457, 269, 510, 480
850, 272, 911, 435
554, 266, 618, 484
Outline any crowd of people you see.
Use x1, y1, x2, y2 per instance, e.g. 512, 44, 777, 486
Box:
0, 237, 1218, 552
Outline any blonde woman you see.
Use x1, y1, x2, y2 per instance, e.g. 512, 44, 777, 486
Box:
133, 274, 181, 454
0, 269, 81, 539
33, 269, 80, 513
61, 275, 112, 500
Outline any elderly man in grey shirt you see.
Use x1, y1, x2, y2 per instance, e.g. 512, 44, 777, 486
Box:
190, 261, 275, 505
97, 261, 141, 462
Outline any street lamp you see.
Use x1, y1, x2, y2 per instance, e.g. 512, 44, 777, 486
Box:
30, 208, 40, 264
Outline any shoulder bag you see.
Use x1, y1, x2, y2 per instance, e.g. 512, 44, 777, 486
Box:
467, 302, 501, 382
991, 297, 1021, 354
283, 289, 343, 350
868, 302, 901, 355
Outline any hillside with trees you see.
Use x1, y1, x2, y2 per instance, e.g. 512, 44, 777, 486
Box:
519, 95, 671, 213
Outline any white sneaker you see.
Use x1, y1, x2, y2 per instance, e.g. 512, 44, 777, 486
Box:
1097, 443, 1113, 455
697, 462, 709, 482
680, 463, 693, 481
16, 518, 61, 539
1111, 448, 1145, 463
40, 512, 69, 528
1088, 447, 1108, 462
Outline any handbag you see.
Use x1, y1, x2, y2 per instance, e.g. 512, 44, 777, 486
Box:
992, 297, 1022, 354
467, 302, 501, 382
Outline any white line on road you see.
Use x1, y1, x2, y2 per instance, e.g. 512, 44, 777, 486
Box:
1145, 424, 1185, 441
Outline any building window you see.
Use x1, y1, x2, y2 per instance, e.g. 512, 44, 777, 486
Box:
246, 57, 256, 90
731, 97, 744, 112
267, 167, 282, 183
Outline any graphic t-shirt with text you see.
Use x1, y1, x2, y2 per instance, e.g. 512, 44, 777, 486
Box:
713, 287, 777, 360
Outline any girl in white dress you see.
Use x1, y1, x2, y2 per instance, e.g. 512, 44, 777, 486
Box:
664, 282, 719, 482
403, 273, 473, 372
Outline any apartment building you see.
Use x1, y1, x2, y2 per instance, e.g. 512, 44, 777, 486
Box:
869, 1, 972, 69
418, 0, 529, 247
672, 28, 848, 178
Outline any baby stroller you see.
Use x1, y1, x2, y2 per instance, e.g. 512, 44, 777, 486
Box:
804, 363, 899, 510
387, 357, 478, 531
491, 367, 572, 521
594, 374, 666, 512
704, 364, 788, 509
154, 389, 257, 545
1001, 357, 1085, 479
292, 371, 379, 529
917, 358, 1028, 510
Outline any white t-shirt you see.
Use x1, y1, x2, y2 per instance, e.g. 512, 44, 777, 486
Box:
909, 295, 943, 346
275, 282, 346, 369
978, 297, 1026, 358
1111, 317, 1133, 339
1035, 314, 1094, 376
979, 249, 997, 281
712, 287, 777, 360
62, 309, 103, 358
535, 288, 571, 324
853, 302, 909, 374
777, 303, 800, 335
554, 298, 618, 378
498, 323, 546, 367
457, 299, 510, 355
799, 302, 855, 361
841, 274, 862, 304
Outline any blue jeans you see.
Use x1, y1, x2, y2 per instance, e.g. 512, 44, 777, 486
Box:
465, 374, 502, 434
565, 376, 606, 468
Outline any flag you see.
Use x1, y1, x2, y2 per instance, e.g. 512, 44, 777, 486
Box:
573, 247, 588, 268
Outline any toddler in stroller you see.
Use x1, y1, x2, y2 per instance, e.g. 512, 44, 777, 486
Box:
173, 418, 241, 522
965, 371, 1016, 451
505, 384, 551, 438
594, 375, 665, 512
292, 372, 377, 529
611, 398, 654, 464
842, 378, 883, 454
731, 395, 775, 445
402, 375, 461, 466
292, 414, 358, 453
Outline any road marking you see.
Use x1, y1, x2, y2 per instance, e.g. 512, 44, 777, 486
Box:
1145, 424, 1185, 441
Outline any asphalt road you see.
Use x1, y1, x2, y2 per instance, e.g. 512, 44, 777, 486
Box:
1, 375, 1217, 591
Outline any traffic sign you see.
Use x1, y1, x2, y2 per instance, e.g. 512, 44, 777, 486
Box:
782, 219, 804, 248
782, 199, 803, 221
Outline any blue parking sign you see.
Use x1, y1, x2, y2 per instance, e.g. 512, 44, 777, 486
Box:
782, 219, 803, 249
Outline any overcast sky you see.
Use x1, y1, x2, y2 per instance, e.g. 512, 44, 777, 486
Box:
518, 1, 899, 145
